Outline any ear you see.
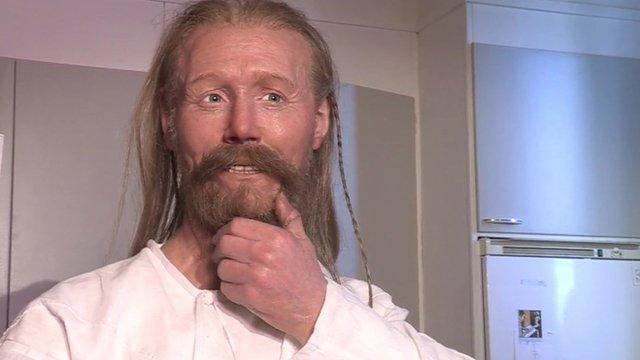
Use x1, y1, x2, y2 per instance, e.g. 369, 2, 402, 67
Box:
160, 111, 177, 152
312, 98, 330, 150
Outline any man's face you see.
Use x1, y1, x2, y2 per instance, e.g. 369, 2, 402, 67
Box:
163, 24, 329, 232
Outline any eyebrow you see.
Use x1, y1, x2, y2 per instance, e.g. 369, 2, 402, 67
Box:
254, 71, 297, 91
187, 70, 297, 90
187, 71, 222, 87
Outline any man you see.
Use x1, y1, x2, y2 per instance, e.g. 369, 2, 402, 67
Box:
0, 1, 474, 359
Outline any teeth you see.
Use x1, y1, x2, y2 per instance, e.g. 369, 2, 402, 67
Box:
227, 165, 260, 174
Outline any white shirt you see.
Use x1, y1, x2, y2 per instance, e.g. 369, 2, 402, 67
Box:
0, 240, 474, 360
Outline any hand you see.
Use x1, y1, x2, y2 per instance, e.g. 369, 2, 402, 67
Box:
211, 193, 328, 345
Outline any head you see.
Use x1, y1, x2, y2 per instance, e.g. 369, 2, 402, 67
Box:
126, 0, 341, 278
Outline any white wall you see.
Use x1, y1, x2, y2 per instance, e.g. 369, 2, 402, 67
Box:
0, 0, 165, 72
166, 0, 420, 30
0, 0, 419, 98
418, 4, 474, 355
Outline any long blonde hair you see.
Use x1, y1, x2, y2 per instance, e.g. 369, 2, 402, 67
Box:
118, 0, 372, 304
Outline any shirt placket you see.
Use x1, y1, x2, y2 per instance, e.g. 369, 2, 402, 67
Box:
194, 291, 235, 360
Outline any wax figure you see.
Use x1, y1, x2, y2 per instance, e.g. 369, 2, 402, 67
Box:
0, 1, 474, 359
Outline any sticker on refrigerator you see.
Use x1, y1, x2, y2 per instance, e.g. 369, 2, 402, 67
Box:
518, 310, 542, 339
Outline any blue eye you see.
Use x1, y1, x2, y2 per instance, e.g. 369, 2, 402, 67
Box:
206, 94, 221, 103
265, 93, 283, 103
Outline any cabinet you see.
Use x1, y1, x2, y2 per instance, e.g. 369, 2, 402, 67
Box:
474, 44, 640, 238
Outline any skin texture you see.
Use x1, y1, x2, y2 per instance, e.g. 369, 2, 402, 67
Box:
159, 24, 330, 346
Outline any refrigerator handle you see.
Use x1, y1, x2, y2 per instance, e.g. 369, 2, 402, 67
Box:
482, 218, 523, 225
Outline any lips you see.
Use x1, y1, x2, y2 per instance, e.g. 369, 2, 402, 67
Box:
226, 164, 260, 174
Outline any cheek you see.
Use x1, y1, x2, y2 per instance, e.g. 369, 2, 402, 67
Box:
267, 117, 317, 167
174, 109, 225, 167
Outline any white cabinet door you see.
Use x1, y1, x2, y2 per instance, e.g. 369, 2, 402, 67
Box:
9, 60, 144, 323
474, 44, 640, 238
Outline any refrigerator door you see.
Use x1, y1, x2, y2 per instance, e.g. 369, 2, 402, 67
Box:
483, 255, 640, 360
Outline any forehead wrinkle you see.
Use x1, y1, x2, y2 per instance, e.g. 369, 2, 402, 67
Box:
179, 24, 315, 94
185, 55, 309, 95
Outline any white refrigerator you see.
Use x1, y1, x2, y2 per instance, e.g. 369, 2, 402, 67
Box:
481, 239, 640, 359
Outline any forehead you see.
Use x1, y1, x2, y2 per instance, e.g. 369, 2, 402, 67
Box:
178, 23, 314, 85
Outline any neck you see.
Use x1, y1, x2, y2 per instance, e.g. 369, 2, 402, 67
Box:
161, 219, 220, 290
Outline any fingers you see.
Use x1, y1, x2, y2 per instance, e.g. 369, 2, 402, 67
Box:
220, 281, 259, 310
212, 234, 253, 264
215, 217, 279, 243
217, 258, 251, 284
275, 192, 305, 238
220, 282, 242, 304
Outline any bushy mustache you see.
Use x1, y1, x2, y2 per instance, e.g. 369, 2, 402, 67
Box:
188, 143, 305, 194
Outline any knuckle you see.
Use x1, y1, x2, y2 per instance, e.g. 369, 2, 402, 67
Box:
217, 259, 232, 278
260, 249, 276, 265
271, 232, 287, 248
247, 244, 261, 263
243, 286, 259, 303
252, 267, 269, 284
218, 234, 234, 251
220, 282, 236, 300
217, 235, 228, 251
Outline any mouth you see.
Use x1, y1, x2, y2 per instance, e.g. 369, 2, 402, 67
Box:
226, 164, 260, 175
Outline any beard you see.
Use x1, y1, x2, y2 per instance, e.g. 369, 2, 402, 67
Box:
178, 143, 310, 239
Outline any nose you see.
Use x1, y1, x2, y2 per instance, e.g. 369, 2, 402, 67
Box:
223, 97, 261, 144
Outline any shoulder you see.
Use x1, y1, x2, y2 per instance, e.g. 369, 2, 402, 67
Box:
0, 299, 71, 359
16, 248, 155, 326
334, 276, 410, 322
0, 250, 155, 358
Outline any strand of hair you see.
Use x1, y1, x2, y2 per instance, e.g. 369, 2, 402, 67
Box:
332, 98, 373, 308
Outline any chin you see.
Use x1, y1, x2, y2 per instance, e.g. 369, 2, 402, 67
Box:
232, 185, 277, 216
183, 169, 288, 237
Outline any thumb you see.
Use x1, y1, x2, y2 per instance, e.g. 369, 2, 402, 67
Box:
275, 192, 305, 238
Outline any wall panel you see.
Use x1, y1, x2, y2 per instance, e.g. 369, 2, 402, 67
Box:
0, 0, 164, 72
419, 5, 474, 355
0, 58, 15, 329
9, 60, 145, 323
334, 84, 419, 326
353, 85, 419, 326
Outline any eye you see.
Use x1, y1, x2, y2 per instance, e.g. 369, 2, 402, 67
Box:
205, 93, 222, 103
264, 93, 283, 103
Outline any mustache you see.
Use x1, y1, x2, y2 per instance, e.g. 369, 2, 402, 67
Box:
188, 143, 304, 192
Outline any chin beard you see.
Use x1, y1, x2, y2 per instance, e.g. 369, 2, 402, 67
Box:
187, 181, 281, 236
178, 144, 308, 239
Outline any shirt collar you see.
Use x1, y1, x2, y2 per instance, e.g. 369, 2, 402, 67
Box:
146, 239, 211, 298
